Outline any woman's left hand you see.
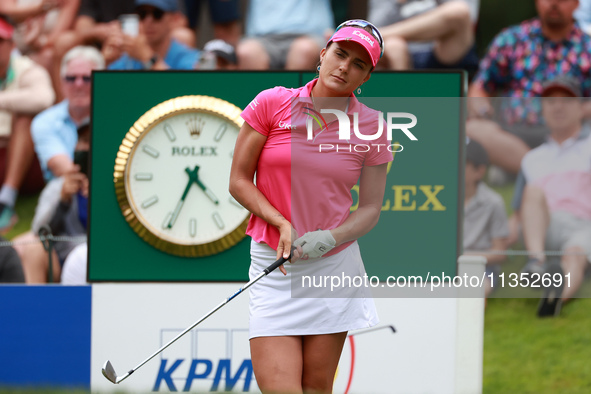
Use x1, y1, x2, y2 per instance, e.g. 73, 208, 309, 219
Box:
293, 230, 336, 260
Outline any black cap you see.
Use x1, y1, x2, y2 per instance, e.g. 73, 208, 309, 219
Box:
466, 138, 489, 167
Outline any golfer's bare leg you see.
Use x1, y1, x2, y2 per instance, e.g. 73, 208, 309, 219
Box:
521, 185, 550, 262
466, 119, 530, 174
302, 332, 347, 393
561, 246, 587, 301
250, 336, 303, 393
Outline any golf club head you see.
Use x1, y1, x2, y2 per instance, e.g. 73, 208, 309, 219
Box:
102, 360, 118, 384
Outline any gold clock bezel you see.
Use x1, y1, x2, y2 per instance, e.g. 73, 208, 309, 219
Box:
113, 95, 247, 257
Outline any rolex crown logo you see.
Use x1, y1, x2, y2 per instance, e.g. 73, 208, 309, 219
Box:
187, 116, 205, 139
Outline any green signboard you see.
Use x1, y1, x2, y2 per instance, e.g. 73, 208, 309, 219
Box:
89, 71, 464, 282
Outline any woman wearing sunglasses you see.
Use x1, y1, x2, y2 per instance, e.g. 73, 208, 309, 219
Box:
230, 20, 391, 393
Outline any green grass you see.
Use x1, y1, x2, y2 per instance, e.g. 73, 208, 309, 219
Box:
484, 297, 591, 393
481, 182, 591, 393
4, 193, 40, 240
483, 253, 591, 393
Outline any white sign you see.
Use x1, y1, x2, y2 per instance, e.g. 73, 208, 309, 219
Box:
92, 278, 483, 393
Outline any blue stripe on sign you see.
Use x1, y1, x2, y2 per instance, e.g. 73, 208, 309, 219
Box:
0, 285, 91, 388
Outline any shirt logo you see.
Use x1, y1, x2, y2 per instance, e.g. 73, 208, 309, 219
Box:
248, 98, 259, 110
278, 121, 296, 130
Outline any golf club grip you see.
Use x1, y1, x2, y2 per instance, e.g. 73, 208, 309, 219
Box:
264, 248, 294, 275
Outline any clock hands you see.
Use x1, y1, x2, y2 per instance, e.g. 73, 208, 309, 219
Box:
166, 165, 219, 229
167, 167, 197, 229
194, 167, 220, 205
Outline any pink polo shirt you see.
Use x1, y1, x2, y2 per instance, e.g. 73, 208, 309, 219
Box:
240, 79, 393, 256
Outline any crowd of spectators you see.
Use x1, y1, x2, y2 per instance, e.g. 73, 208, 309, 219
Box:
0, 0, 589, 317
466, 0, 591, 316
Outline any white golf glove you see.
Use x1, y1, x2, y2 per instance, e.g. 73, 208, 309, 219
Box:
293, 230, 336, 259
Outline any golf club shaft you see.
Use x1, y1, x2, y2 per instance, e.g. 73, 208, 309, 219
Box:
116, 252, 290, 383
348, 324, 396, 336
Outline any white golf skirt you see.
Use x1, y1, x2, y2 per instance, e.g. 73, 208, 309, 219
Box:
248, 239, 379, 339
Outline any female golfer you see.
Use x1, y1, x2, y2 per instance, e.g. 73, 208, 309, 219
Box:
229, 20, 391, 393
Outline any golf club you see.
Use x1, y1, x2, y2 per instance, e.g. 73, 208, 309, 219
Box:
102, 250, 292, 384
348, 324, 396, 336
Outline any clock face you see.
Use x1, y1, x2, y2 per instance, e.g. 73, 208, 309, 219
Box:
114, 96, 249, 257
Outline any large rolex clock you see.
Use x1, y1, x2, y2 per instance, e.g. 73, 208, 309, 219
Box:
113, 95, 249, 257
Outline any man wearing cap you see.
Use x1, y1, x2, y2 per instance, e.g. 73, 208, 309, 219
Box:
512, 76, 591, 316
467, 0, 591, 174
0, 15, 54, 232
107, 0, 199, 70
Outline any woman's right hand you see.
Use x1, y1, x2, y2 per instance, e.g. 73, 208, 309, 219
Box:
230, 121, 301, 274
276, 222, 301, 274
